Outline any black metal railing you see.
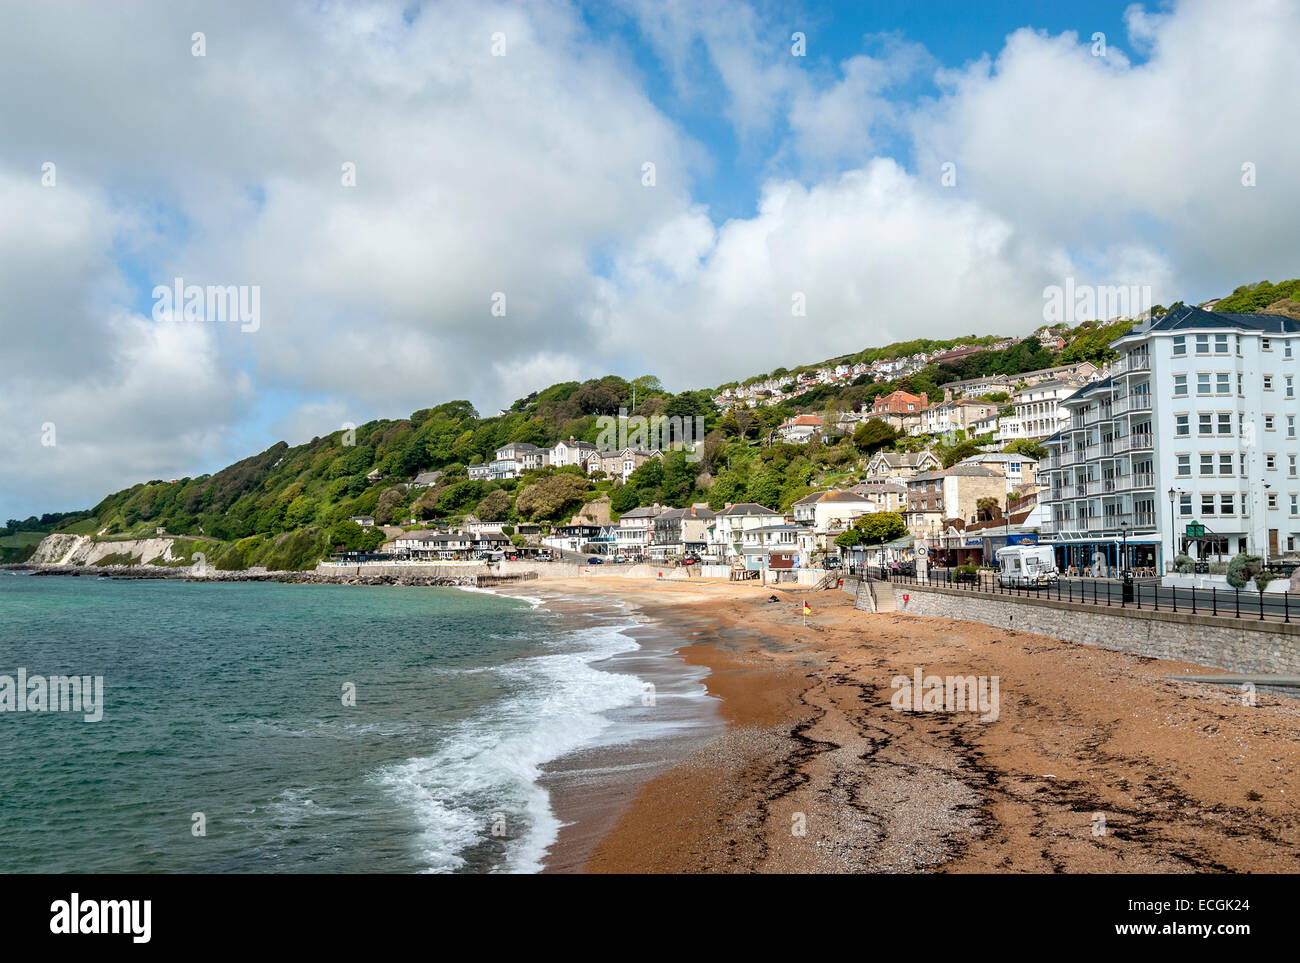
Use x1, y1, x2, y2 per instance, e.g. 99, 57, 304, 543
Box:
864, 566, 1293, 624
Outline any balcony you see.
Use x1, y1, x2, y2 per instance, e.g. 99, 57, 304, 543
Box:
1112, 354, 1151, 375
1114, 434, 1154, 453
1113, 394, 1153, 415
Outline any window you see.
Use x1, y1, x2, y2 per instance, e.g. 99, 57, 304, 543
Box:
1173, 335, 1186, 356
1238, 373, 1244, 395
1220, 494, 1234, 515
1220, 453, 1234, 475
1202, 494, 1216, 515
1196, 334, 1209, 354
1265, 415, 1276, 431
1216, 372, 1231, 394
1267, 454, 1277, 471
1177, 454, 1191, 476
1290, 416, 1296, 439
1200, 453, 1214, 476
1179, 493, 1192, 516
1264, 375, 1274, 391
1292, 454, 1298, 477
1241, 452, 1248, 475
1288, 376, 1294, 399
1174, 374, 1188, 396
1197, 373, 1211, 395
1175, 414, 1189, 436
1263, 337, 1272, 351
1215, 334, 1229, 353
1198, 413, 1213, 435
1217, 412, 1232, 435
1292, 494, 1300, 516
1287, 341, 1294, 360
1268, 492, 1279, 510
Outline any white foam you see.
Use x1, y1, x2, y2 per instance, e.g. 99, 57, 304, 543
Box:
455, 584, 546, 609
373, 620, 647, 874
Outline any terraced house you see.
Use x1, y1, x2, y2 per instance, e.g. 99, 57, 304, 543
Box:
650, 504, 715, 559
1041, 305, 1300, 574
707, 502, 781, 560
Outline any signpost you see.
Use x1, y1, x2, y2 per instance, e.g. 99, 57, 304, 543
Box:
1185, 522, 1206, 537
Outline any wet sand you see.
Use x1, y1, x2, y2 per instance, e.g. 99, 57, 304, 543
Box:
526, 576, 1300, 874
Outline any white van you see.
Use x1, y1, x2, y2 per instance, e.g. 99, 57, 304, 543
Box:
995, 545, 1059, 589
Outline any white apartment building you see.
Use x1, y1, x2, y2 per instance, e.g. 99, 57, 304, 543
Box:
485, 441, 548, 479
708, 503, 781, 559
1041, 305, 1300, 574
995, 379, 1082, 444
615, 504, 662, 557
550, 436, 597, 468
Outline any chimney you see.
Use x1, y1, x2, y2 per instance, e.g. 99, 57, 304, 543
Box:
569, 435, 576, 445
944, 388, 952, 403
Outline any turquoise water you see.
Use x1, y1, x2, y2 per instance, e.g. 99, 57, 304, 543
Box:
0, 573, 647, 873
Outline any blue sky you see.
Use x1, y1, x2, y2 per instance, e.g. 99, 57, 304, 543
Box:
2, 0, 1298, 522
587, 0, 1146, 222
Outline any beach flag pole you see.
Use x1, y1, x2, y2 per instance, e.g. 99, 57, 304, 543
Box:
803, 600, 811, 627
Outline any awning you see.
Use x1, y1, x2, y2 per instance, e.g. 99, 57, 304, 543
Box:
882, 535, 914, 549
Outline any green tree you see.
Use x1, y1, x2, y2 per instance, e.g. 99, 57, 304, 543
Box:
834, 512, 906, 549
852, 418, 898, 453
515, 474, 591, 521
475, 489, 512, 521
1002, 438, 1047, 461
939, 440, 983, 467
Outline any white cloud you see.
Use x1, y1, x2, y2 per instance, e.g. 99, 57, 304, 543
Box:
4, 0, 1300, 520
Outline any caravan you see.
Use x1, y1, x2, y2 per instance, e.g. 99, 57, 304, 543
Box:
995, 545, 1059, 589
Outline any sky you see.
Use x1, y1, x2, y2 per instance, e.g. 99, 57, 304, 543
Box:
2, 0, 1298, 521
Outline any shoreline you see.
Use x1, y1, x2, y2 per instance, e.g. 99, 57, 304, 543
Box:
15, 567, 1300, 872
514, 576, 1300, 873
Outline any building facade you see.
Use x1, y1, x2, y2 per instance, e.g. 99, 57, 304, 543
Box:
995, 379, 1083, 444
1041, 305, 1300, 574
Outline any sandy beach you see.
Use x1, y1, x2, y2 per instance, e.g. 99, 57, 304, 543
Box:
523, 576, 1300, 874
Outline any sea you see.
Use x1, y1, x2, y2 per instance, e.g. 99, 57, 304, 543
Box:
0, 572, 716, 873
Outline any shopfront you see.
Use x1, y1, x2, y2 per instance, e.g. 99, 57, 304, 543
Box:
1049, 537, 1161, 577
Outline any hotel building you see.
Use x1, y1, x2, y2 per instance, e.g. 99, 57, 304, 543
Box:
1041, 305, 1300, 574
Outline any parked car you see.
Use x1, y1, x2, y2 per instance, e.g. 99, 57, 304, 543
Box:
537, 551, 553, 561
824, 556, 842, 569
681, 554, 700, 565
586, 556, 604, 565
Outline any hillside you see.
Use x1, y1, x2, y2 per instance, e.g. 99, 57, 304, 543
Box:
6, 280, 1292, 569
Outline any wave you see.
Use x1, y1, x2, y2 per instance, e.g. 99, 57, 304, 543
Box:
454, 584, 546, 609
372, 619, 644, 873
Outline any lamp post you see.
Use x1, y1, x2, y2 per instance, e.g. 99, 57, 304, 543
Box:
1119, 520, 1128, 576
1263, 484, 1272, 566
1167, 487, 1176, 575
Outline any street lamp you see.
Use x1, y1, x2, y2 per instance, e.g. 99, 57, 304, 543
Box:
1119, 520, 1128, 576
1263, 484, 1273, 566
1167, 487, 1176, 574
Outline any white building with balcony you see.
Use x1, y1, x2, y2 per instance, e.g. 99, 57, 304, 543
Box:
1040, 305, 1300, 575
995, 379, 1084, 444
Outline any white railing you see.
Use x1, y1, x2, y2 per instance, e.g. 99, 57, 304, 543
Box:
1113, 354, 1151, 375
1114, 394, 1153, 414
